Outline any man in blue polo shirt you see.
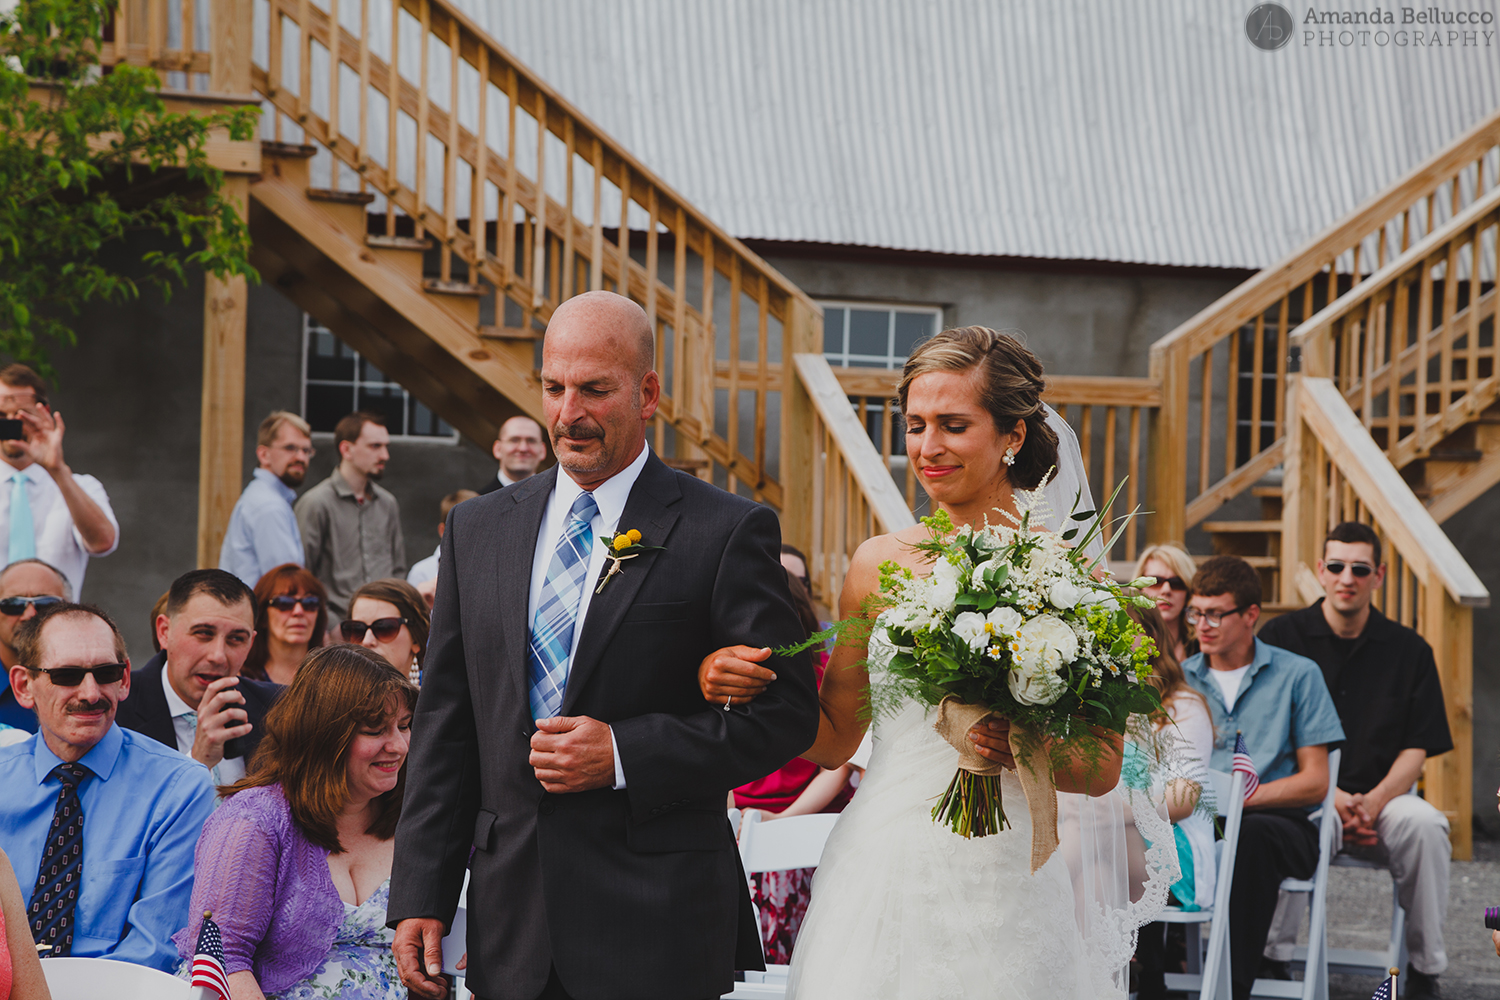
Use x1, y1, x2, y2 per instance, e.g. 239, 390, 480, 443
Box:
0, 601, 215, 970
1182, 556, 1345, 1000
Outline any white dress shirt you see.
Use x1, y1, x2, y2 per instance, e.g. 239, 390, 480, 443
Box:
527, 443, 651, 790
0, 459, 118, 598
406, 543, 442, 585
161, 667, 246, 787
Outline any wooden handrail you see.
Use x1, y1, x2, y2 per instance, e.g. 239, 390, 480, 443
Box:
1295, 378, 1487, 606
1148, 106, 1500, 546
795, 355, 915, 535
830, 369, 1163, 409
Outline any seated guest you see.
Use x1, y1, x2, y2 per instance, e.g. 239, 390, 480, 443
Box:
1257, 522, 1453, 997
1133, 544, 1197, 664
344, 579, 429, 685
174, 644, 416, 999
0, 602, 215, 969
147, 590, 168, 653
115, 569, 282, 786
0, 558, 70, 732
1130, 605, 1214, 1000
242, 564, 328, 686
732, 573, 852, 963
406, 490, 478, 608
1181, 556, 1344, 1000
0, 846, 50, 999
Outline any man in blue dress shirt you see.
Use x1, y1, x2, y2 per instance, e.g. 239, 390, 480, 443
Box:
218, 411, 313, 588
0, 601, 215, 970
1182, 556, 1345, 1000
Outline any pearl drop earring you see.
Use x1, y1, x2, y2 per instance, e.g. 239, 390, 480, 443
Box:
1002, 448, 1016, 467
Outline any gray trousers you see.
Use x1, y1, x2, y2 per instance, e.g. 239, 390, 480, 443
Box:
1263, 794, 1451, 974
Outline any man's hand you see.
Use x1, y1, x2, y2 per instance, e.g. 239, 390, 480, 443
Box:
698, 645, 776, 706
530, 716, 615, 792
13, 405, 65, 473
190, 676, 253, 769
969, 717, 1015, 770
1335, 787, 1379, 845
393, 917, 449, 999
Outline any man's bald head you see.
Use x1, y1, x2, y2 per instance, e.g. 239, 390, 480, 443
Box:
544, 291, 655, 381
539, 291, 662, 491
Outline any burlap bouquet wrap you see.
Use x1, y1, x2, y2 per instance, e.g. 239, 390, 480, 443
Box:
933, 696, 1059, 873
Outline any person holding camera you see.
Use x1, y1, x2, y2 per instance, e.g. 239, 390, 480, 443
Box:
0, 365, 118, 601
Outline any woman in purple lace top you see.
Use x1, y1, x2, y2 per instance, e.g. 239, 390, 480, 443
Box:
175, 644, 417, 999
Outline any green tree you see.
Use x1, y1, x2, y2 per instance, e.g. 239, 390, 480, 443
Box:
0, 0, 259, 376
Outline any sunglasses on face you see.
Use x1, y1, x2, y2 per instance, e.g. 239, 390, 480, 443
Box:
0, 595, 63, 617
340, 617, 407, 643
35, 663, 127, 686
1323, 561, 1374, 578
1184, 605, 1251, 628
1147, 576, 1188, 593
267, 594, 322, 612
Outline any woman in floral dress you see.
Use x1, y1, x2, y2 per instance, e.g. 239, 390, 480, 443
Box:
175, 644, 417, 999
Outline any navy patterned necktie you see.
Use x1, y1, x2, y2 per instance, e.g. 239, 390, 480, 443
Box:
28, 762, 91, 956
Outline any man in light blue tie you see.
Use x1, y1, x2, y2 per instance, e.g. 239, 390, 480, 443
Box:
0, 365, 118, 600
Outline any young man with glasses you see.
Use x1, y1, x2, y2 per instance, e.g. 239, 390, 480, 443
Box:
0, 558, 71, 732
0, 601, 215, 970
0, 364, 119, 601
114, 569, 282, 787
1182, 555, 1344, 1000
219, 411, 315, 588
1256, 522, 1453, 997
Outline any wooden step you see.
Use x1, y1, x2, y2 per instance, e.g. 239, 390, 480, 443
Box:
423, 278, 483, 296
260, 140, 317, 159
1250, 485, 1283, 499
479, 325, 542, 341
1202, 520, 1284, 533
308, 187, 377, 205
366, 234, 432, 252
1424, 448, 1483, 462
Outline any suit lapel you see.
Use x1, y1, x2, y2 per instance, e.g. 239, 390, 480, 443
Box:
137, 657, 179, 749
561, 455, 682, 715
496, 467, 556, 714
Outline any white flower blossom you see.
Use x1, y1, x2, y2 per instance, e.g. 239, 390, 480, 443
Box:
952, 611, 989, 651
1008, 614, 1077, 706
928, 557, 964, 611
1048, 578, 1085, 610
986, 606, 1024, 636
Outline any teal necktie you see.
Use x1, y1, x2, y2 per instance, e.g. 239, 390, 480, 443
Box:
8, 472, 34, 563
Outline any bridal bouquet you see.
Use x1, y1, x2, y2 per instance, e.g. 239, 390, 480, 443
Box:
864, 485, 1161, 843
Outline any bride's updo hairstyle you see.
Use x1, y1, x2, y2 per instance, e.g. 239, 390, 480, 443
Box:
896, 326, 1060, 490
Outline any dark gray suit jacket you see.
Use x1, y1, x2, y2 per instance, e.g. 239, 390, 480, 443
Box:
388, 453, 820, 1000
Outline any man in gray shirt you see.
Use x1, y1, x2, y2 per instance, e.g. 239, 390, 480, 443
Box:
295, 411, 406, 621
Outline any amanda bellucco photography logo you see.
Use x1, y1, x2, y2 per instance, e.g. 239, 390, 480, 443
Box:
1247, 3, 1496, 48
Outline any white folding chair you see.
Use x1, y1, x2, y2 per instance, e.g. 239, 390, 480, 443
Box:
41, 956, 189, 998
720, 811, 841, 1000
1163, 767, 1243, 1000
1249, 748, 1343, 1000
441, 869, 472, 1000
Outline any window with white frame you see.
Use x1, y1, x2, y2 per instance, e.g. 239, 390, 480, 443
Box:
820, 300, 943, 369
301, 315, 457, 440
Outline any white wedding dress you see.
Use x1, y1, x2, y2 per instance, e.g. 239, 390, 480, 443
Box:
786, 690, 1178, 999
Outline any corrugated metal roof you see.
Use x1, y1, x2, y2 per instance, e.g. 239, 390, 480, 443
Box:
449, 0, 1500, 270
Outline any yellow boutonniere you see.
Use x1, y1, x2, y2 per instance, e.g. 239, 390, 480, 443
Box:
596, 529, 662, 594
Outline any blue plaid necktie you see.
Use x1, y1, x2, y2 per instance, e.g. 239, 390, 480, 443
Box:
528, 491, 599, 719
29, 762, 90, 956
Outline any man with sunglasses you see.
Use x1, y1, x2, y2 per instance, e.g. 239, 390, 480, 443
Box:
1256, 523, 1453, 997
0, 601, 215, 970
0, 558, 71, 732
1181, 555, 1344, 1000
114, 569, 282, 787
219, 411, 314, 589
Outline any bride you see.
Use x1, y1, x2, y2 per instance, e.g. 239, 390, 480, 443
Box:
702, 326, 1178, 999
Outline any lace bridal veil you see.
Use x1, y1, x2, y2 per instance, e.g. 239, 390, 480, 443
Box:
1039, 403, 1182, 995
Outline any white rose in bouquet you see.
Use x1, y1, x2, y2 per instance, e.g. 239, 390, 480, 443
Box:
952, 611, 990, 651
986, 606, 1023, 636
1008, 614, 1078, 705
1048, 578, 1084, 610
928, 557, 964, 611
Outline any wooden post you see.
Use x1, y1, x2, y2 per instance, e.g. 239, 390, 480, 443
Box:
198, 0, 255, 567
1423, 589, 1474, 860
1146, 347, 1188, 545
780, 298, 822, 577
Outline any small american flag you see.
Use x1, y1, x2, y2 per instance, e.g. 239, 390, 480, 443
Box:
1232, 732, 1260, 801
190, 912, 230, 1000
1367, 969, 1395, 1000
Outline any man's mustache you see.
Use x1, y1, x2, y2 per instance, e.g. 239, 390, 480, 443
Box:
66, 699, 111, 714
553, 421, 603, 442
